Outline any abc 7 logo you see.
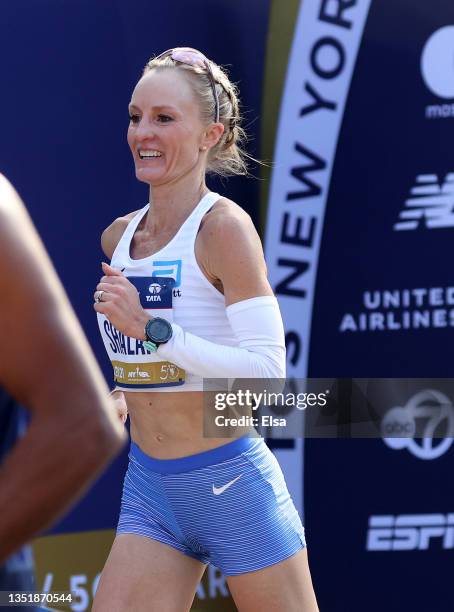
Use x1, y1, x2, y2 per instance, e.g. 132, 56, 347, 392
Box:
381, 389, 454, 460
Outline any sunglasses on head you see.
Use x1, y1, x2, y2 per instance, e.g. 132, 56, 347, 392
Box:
154, 48, 220, 123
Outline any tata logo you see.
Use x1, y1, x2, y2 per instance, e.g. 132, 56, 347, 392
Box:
367, 514, 454, 551
146, 283, 162, 302
148, 283, 162, 294
152, 260, 182, 288
381, 389, 454, 460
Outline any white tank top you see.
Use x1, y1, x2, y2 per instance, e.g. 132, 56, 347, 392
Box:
97, 192, 238, 392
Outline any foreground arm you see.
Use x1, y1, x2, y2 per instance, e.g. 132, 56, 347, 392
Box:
0, 176, 125, 562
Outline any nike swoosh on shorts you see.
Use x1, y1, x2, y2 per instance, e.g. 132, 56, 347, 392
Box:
212, 474, 242, 495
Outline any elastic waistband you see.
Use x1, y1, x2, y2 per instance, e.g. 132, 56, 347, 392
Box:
130, 436, 263, 474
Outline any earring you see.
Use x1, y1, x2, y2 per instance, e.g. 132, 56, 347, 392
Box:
200, 146, 207, 151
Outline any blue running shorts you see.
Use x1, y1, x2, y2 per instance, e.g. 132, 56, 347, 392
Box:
117, 436, 306, 575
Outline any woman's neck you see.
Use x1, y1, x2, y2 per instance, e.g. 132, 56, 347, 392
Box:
146, 176, 208, 232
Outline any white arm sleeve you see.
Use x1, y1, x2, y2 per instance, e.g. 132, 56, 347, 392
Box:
156, 296, 286, 379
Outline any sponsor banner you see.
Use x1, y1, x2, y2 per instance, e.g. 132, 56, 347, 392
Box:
308, 2, 454, 381
304, 1, 454, 610
264, 0, 372, 380
262, 0, 372, 513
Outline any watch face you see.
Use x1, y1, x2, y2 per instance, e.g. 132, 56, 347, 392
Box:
147, 317, 171, 343
152, 319, 168, 339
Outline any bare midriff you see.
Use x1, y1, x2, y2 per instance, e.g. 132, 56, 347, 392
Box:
125, 391, 253, 459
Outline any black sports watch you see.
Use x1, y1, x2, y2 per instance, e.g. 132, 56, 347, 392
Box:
144, 317, 173, 347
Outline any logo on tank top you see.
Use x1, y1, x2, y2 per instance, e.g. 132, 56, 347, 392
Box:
146, 282, 162, 302
152, 259, 182, 296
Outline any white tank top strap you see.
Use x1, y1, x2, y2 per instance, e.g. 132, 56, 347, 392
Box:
124, 204, 150, 238
174, 191, 221, 245
194, 191, 221, 218
111, 204, 149, 265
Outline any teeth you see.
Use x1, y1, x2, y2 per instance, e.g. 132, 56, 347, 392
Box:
139, 150, 162, 158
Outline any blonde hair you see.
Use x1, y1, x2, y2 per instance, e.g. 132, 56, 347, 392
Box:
143, 49, 249, 177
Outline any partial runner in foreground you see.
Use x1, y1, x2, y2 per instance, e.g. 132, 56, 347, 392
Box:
0, 175, 125, 578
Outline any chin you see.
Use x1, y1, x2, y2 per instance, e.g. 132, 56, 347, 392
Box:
135, 168, 163, 184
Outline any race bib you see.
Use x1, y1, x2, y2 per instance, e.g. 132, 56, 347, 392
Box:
97, 276, 185, 389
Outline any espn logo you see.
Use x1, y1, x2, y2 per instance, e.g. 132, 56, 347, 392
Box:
393, 173, 454, 231
366, 514, 454, 551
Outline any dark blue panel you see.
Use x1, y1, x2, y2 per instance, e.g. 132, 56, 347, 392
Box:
306, 1, 454, 610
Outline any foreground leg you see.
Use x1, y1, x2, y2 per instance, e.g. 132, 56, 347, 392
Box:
92, 534, 206, 612
227, 548, 318, 612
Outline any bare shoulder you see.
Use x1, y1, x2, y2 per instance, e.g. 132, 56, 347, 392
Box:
101, 209, 142, 259
199, 196, 259, 243
198, 196, 266, 271
197, 197, 271, 301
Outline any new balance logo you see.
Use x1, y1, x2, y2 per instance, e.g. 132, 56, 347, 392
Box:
366, 513, 454, 551
393, 173, 454, 231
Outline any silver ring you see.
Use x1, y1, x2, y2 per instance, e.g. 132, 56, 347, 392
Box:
95, 290, 104, 303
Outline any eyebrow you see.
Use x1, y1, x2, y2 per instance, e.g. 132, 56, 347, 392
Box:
128, 103, 180, 113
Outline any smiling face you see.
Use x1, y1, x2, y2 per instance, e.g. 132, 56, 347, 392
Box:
127, 69, 208, 187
